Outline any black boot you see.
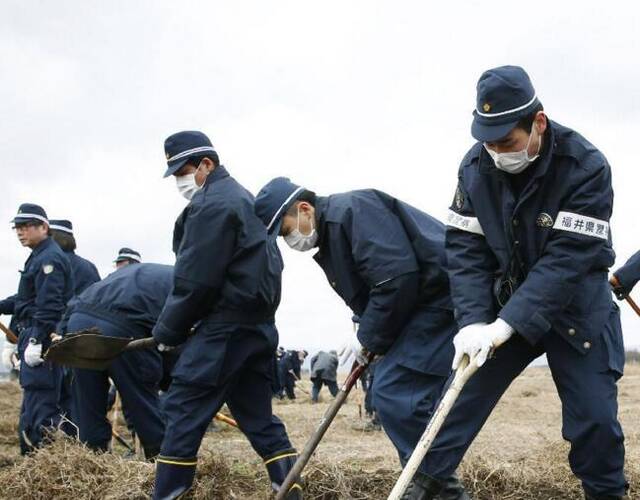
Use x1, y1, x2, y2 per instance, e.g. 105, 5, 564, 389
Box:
436, 473, 471, 500
264, 448, 302, 499
152, 456, 197, 500
400, 471, 443, 500
400, 472, 471, 500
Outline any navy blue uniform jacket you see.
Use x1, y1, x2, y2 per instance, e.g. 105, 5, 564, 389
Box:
62, 263, 173, 337
6, 238, 73, 346
446, 120, 621, 362
153, 166, 282, 345
67, 251, 100, 296
313, 190, 451, 354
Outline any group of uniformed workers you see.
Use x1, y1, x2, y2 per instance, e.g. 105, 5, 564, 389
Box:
1, 64, 637, 500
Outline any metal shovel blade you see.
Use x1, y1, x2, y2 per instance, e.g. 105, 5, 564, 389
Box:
44, 331, 137, 370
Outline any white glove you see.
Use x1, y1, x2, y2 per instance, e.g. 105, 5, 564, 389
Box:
338, 333, 368, 367
452, 318, 514, 369
24, 340, 44, 367
2, 342, 16, 370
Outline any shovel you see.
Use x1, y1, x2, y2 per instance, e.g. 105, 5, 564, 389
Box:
275, 353, 374, 500
0, 320, 18, 344
44, 329, 157, 370
386, 338, 509, 500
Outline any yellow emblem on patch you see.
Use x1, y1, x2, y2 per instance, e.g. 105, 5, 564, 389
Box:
43, 264, 54, 274
483, 103, 491, 112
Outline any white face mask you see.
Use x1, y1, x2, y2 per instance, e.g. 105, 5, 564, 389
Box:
175, 163, 204, 200
284, 208, 318, 252
484, 125, 541, 174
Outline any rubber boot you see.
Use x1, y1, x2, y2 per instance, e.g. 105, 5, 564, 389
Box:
400, 471, 470, 500
152, 456, 197, 500
264, 448, 303, 499
436, 473, 471, 500
143, 443, 161, 461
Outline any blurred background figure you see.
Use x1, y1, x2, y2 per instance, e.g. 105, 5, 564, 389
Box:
309, 350, 338, 402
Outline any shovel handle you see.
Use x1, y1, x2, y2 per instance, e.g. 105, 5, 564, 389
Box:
387, 336, 509, 500
0, 321, 18, 344
124, 337, 158, 352
610, 275, 640, 317
275, 353, 374, 500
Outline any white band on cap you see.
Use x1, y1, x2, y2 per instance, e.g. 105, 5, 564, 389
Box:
476, 94, 538, 118
167, 146, 216, 163
267, 186, 305, 231
49, 224, 73, 234
117, 253, 141, 262
12, 213, 48, 224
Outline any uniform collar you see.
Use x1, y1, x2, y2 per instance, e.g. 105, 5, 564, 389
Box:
204, 164, 230, 187
31, 237, 54, 257
313, 196, 330, 246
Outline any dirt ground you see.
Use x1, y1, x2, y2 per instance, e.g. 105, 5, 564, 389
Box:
0, 364, 638, 499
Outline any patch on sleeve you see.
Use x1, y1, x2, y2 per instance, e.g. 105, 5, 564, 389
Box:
42, 264, 54, 274
446, 209, 485, 236
552, 211, 609, 240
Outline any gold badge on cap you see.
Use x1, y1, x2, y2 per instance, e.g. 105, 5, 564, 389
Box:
165, 152, 171, 160
483, 103, 491, 112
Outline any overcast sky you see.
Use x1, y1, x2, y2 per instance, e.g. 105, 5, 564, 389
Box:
1, 1, 639, 361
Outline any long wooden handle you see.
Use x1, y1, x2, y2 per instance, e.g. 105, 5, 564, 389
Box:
215, 413, 238, 428
275, 355, 373, 500
387, 334, 510, 500
0, 321, 18, 344
610, 275, 640, 317
123, 337, 158, 352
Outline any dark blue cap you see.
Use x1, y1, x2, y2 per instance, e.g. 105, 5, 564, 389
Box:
49, 219, 73, 234
255, 177, 305, 234
471, 66, 541, 142
163, 131, 216, 177
11, 203, 48, 225
114, 247, 141, 263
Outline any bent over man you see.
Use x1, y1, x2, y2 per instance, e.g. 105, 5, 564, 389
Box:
255, 178, 468, 499
151, 131, 299, 499
420, 66, 627, 500
59, 263, 170, 458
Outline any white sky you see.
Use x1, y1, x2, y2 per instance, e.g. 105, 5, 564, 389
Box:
1, 1, 639, 359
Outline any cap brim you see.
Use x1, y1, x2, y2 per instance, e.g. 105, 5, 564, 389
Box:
163, 158, 189, 178
471, 118, 519, 143
12, 217, 42, 225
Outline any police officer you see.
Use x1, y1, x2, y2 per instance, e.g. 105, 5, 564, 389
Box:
309, 350, 339, 402
114, 247, 142, 269
281, 349, 306, 400
255, 179, 468, 499
151, 131, 300, 499
59, 263, 170, 458
418, 66, 627, 500
49, 218, 101, 434
49, 220, 100, 294
611, 251, 640, 300
2, 204, 73, 454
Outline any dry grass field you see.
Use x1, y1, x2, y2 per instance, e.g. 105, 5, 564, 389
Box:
0, 364, 638, 499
